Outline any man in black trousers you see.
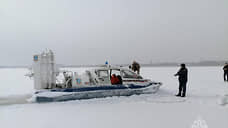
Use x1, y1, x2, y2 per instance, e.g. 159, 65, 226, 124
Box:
174, 63, 188, 97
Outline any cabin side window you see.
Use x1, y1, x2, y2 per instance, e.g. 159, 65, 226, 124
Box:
121, 70, 142, 79
111, 69, 121, 76
97, 70, 109, 78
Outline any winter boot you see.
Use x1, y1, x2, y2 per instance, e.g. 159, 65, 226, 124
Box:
175, 93, 181, 97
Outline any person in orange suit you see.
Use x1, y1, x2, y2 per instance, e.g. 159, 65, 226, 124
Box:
111, 74, 120, 85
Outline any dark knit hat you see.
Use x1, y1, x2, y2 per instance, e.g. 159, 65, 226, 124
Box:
180, 63, 186, 67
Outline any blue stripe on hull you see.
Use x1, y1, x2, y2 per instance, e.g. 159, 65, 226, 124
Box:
35, 82, 161, 103
50, 84, 151, 92
36, 82, 160, 94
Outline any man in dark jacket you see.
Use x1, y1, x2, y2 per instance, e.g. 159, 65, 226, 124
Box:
223, 63, 228, 81
132, 61, 140, 74
174, 63, 188, 97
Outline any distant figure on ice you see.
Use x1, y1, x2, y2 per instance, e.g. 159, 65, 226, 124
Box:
131, 61, 140, 74
174, 63, 188, 97
223, 62, 228, 82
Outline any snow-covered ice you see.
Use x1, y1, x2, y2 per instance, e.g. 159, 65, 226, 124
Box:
0, 67, 228, 128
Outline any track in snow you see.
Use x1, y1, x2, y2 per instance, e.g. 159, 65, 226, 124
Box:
0, 94, 32, 106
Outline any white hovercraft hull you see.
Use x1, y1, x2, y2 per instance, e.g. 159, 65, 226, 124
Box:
32, 82, 161, 103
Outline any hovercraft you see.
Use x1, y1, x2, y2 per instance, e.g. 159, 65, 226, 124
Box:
28, 50, 162, 103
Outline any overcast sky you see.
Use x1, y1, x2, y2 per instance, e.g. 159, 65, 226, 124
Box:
0, 0, 227, 66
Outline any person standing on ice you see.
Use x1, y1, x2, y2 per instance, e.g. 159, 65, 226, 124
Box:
174, 63, 188, 97
223, 62, 228, 81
